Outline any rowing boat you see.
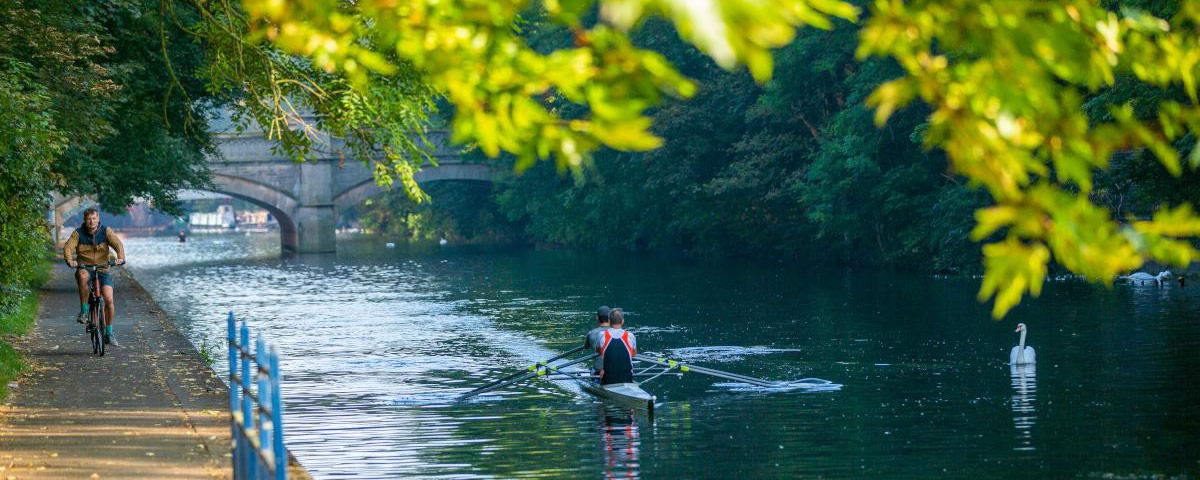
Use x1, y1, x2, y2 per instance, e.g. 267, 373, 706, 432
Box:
577, 380, 656, 413
457, 349, 784, 413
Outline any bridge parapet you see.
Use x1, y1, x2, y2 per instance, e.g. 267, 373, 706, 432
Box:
212, 128, 459, 163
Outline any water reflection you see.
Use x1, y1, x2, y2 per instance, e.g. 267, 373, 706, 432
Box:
598, 405, 641, 479
1009, 364, 1037, 451
122, 234, 1200, 479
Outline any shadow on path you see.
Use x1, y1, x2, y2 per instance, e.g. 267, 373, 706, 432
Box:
1, 264, 307, 479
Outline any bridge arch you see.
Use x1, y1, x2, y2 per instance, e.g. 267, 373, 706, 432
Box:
51, 177, 304, 253
333, 163, 503, 216
208, 173, 301, 253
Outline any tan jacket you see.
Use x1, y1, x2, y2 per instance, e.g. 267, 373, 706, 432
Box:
64, 225, 125, 270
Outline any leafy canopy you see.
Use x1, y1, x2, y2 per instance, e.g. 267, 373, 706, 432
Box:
225, 0, 1200, 318
858, 0, 1200, 317
234, 0, 858, 180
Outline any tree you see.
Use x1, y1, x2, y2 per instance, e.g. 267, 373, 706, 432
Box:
490, 11, 984, 270
52, 0, 215, 215
0, 0, 220, 295
0, 1, 114, 293
193, 0, 857, 196
859, 0, 1200, 316
213, 0, 1200, 318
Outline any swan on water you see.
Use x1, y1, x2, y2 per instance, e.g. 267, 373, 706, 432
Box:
1121, 270, 1172, 287
1010, 323, 1036, 365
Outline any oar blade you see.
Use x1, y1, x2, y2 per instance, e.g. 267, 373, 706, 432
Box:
456, 345, 586, 401
457, 349, 596, 401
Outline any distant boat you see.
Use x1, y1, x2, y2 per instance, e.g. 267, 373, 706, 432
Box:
189, 205, 236, 229
385, 242, 396, 248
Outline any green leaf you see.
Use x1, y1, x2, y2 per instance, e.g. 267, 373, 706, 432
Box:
978, 239, 1048, 319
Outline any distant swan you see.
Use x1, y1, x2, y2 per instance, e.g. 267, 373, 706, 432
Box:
1010, 323, 1036, 365
1121, 271, 1172, 287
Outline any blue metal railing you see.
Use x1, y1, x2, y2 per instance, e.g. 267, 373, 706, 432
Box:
227, 312, 288, 480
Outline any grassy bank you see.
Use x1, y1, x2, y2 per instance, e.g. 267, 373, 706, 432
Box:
0, 257, 52, 401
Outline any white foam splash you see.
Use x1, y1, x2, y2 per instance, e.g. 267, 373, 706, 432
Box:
712, 378, 843, 393
632, 324, 687, 335
664, 346, 803, 363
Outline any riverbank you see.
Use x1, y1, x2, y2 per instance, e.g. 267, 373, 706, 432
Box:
0, 295, 36, 402
0, 259, 51, 402
0, 264, 310, 479
0, 294, 38, 401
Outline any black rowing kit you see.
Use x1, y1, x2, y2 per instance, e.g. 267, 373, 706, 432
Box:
599, 329, 635, 385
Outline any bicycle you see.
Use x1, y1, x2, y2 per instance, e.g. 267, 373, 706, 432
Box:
78, 261, 118, 356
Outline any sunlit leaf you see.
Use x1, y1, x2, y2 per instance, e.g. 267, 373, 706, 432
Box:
860, 0, 1200, 317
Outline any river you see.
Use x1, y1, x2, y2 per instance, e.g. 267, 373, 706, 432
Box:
123, 233, 1200, 479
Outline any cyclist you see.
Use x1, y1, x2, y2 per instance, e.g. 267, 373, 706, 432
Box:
64, 208, 126, 346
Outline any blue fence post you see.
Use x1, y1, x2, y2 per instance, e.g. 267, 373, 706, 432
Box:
228, 312, 237, 414
256, 334, 271, 479
271, 345, 286, 480
228, 313, 244, 480
240, 321, 256, 480
228, 314, 290, 480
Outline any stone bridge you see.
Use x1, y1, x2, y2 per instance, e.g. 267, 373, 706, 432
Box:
52, 125, 502, 253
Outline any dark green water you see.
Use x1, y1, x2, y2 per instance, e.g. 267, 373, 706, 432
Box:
125, 233, 1200, 479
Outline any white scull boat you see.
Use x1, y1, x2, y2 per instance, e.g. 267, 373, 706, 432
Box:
458, 348, 789, 413
577, 380, 656, 413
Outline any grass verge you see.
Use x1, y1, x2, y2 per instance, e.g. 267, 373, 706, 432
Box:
0, 257, 53, 401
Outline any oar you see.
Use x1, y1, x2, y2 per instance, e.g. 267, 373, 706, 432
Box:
459, 351, 597, 400
634, 355, 782, 388
532, 354, 597, 377
458, 345, 585, 400
463, 353, 597, 398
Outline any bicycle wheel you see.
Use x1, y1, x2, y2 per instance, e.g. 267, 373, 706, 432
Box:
96, 299, 106, 356
88, 312, 100, 355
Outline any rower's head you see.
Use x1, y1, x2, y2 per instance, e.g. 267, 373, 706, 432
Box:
609, 308, 625, 327
596, 305, 611, 325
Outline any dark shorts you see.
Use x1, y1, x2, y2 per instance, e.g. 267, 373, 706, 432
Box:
80, 268, 113, 288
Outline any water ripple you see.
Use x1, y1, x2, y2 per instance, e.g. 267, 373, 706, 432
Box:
122, 234, 1200, 480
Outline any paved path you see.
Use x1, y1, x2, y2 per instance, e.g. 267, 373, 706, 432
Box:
0, 264, 308, 479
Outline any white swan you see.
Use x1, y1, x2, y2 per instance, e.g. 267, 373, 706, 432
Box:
1010, 323, 1036, 365
1121, 271, 1172, 287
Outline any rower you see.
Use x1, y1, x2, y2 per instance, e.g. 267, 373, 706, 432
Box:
598, 308, 637, 385
584, 306, 612, 374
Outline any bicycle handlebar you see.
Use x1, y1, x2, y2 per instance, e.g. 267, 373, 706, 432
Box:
77, 260, 123, 268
